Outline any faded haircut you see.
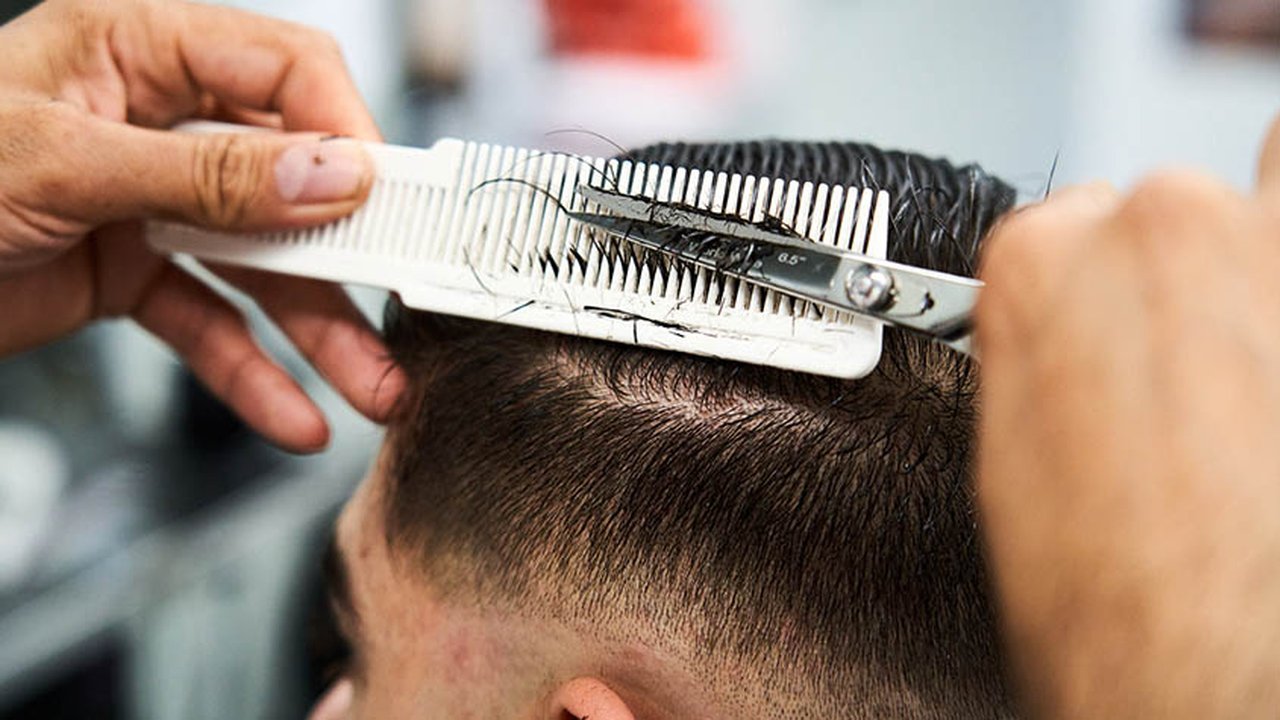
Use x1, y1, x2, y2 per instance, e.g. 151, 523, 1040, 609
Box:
381, 141, 1018, 718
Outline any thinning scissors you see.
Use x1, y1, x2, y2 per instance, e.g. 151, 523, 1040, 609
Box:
572, 185, 983, 357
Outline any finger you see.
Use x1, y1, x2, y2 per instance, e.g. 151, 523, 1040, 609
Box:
977, 181, 1120, 350
1258, 113, 1280, 205
980, 180, 1121, 288
211, 265, 407, 423
0, 244, 96, 355
130, 262, 331, 453
107, 0, 381, 140
975, 182, 1123, 500
25, 109, 374, 232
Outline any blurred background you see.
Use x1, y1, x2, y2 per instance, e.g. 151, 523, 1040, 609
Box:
0, 0, 1275, 717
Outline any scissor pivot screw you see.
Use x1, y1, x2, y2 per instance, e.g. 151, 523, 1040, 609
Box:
845, 264, 895, 312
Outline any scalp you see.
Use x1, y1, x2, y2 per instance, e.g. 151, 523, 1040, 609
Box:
379, 141, 1019, 717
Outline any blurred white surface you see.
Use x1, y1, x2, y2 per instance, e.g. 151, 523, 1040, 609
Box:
212, 0, 406, 134
683, 0, 1276, 193
198, 0, 1280, 192
0, 422, 67, 588
717, 0, 1074, 194
1066, 0, 1280, 190
412, 0, 1279, 194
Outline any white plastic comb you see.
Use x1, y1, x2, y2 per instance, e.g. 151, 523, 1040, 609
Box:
148, 124, 890, 378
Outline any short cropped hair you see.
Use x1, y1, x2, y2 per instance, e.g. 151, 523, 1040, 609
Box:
381, 142, 1018, 717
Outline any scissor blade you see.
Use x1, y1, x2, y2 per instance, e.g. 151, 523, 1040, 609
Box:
573, 213, 855, 311
573, 186, 984, 355
578, 184, 823, 253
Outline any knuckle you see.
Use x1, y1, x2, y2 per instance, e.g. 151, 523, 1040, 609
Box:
288, 26, 342, 58
309, 29, 343, 55
50, 0, 113, 28
0, 105, 51, 163
1121, 169, 1217, 227
191, 134, 265, 229
1118, 169, 1237, 256
46, 0, 87, 13
26, 101, 84, 144
3, 102, 88, 200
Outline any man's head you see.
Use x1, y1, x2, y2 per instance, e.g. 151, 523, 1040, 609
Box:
317, 141, 1019, 719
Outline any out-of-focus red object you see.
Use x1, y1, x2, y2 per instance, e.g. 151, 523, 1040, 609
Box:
543, 0, 711, 60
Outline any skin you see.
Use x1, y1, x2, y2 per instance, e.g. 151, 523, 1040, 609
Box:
312, 445, 719, 720
0, 0, 405, 452
976, 114, 1280, 718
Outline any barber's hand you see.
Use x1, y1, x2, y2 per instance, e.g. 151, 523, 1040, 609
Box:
976, 115, 1280, 718
0, 0, 406, 452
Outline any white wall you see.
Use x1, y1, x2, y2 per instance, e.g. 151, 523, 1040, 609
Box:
1064, 0, 1280, 190
722, 0, 1075, 198
713, 0, 1277, 193
214, 0, 406, 133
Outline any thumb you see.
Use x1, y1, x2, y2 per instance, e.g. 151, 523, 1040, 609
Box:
38, 111, 374, 232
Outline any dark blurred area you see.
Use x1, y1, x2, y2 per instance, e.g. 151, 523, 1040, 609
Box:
0, 1, 28, 21
0, 0, 1276, 717
1188, 0, 1280, 47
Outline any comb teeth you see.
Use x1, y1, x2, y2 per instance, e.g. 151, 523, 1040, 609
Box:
149, 124, 890, 378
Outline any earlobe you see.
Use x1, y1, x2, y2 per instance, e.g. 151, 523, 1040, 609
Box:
550, 677, 635, 720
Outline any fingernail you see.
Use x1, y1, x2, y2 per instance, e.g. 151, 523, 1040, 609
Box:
275, 140, 371, 204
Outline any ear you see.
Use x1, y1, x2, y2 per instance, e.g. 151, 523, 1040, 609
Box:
549, 677, 635, 720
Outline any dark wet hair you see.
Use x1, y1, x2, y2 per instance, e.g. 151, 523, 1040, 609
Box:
382, 142, 1018, 718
